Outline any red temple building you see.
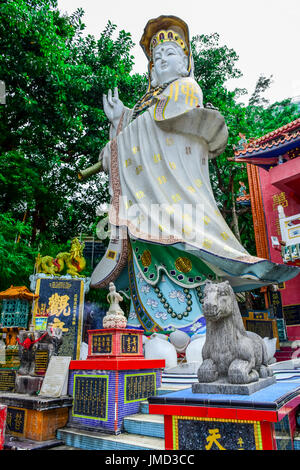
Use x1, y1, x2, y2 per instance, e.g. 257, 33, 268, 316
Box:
234, 118, 300, 359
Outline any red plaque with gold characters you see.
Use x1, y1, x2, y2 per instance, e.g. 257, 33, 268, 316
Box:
87, 328, 143, 359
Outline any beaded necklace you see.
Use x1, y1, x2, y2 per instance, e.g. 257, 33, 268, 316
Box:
154, 285, 204, 321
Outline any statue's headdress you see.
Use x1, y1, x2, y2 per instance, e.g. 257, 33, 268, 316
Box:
140, 15, 193, 91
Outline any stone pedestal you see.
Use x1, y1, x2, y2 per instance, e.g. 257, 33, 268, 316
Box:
15, 375, 44, 395
0, 393, 72, 441
192, 376, 276, 395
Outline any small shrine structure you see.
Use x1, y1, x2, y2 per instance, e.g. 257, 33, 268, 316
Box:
0, 286, 38, 329
0, 285, 39, 373
234, 118, 300, 351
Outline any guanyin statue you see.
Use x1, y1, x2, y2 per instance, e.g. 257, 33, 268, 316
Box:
88, 15, 298, 337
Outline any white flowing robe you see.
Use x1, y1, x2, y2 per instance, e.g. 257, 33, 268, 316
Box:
92, 77, 299, 292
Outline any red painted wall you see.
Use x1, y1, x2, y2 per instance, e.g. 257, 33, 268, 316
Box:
258, 165, 300, 340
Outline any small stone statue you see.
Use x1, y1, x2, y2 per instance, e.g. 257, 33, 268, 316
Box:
197, 281, 273, 385
32, 325, 63, 362
16, 329, 47, 376
103, 282, 127, 329
16, 326, 63, 376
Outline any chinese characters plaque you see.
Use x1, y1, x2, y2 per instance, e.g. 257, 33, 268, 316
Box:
91, 333, 112, 355
33, 278, 85, 359
6, 407, 26, 435
125, 373, 156, 403
121, 334, 139, 355
34, 350, 49, 376
174, 416, 262, 450
72, 374, 108, 421
0, 370, 16, 392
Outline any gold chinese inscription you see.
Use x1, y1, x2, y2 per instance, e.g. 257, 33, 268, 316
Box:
48, 293, 71, 317
34, 350, 49, 376
173, 416, 263, 450
6, 407, 26, 435
0, 370, 16, 391
121, 334, 139, 355
47, 293, 71, 332
125, 373, 156, 403
205, 429, 226, 450
72, 375, 108, 421
272, 192, 288, 210
92, 334, 112, 355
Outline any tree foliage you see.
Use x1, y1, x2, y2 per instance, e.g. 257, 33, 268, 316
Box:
0, 0, 146, 291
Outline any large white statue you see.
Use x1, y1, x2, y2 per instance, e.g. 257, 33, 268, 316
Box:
90, 15, 298, 337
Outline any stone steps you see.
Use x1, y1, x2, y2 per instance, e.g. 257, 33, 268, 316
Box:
51, 385, 187, 451
56, 426, 165, 451
48, 445, 81, 450
123, 413, 164, 439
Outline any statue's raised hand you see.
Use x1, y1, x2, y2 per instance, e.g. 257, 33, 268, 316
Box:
103, 87, 124, 127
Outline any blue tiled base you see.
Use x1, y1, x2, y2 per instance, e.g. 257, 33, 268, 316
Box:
294, 438, 300, 450
140, 401, 149, 414
68, 367, 162, 434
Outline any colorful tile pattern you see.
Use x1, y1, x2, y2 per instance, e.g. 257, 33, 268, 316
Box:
68, 367, 162, 434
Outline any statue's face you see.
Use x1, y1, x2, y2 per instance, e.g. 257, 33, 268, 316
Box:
152, 42, 187, 85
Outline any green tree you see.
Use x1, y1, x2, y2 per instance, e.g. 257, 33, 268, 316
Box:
0, 0, 146, 289
0, 212, 37, 289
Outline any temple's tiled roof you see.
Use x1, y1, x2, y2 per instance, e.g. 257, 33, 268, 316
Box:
0, 285, 38, 300
233, 118, 300, 168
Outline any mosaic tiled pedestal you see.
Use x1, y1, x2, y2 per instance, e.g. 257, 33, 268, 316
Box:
68, 357, 164, 435
0, 393, 72, 441
148, 381, 300, 450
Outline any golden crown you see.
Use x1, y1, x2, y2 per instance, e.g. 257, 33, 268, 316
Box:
150, 29, 188, 57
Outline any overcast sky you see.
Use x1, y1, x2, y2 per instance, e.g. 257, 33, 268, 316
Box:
57, 0, 300, 105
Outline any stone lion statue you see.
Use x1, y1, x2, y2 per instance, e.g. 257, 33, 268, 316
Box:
197, 281, 273, 384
